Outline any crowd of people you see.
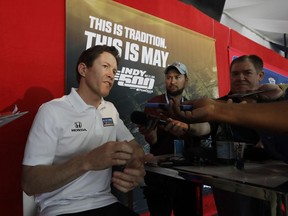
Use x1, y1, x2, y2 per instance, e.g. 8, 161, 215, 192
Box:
22, 45, 288, 216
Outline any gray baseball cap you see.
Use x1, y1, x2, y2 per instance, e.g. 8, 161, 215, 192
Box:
164, 61, 188, 75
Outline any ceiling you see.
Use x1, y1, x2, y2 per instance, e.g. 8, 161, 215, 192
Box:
221, 0, 288, 52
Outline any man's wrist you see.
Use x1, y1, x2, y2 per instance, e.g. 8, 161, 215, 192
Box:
145, 134, 157, 145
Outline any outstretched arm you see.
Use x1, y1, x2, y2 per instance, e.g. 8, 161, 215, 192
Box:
169, 98, 288, 134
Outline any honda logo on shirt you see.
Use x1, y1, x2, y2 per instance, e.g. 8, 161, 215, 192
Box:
71, 121, 87, 132
75, 122, 82, 128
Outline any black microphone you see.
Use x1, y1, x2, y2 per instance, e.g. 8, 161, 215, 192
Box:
130, 111, 167, 127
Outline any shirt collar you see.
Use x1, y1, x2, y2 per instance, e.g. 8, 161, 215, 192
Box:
67, 88, 105, 112
165, 92, 184, 103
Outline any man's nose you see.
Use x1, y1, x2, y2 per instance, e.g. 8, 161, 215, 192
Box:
235, 72, 245, 80
107, 70, 115, 79
239, 73, 246, 80
171, 77, 177, 83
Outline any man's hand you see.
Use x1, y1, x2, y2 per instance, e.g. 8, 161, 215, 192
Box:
167, 98, 217, 123
84, 141, 133, 171
111, 157, 145, 192
257, 84, 284, 101
162, 118, 189, 136
138, 124, 158, 144
111, 141, 152, 193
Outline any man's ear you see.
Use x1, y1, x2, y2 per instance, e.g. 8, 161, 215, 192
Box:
258, 70, 264, 81
78, 63, 87, 77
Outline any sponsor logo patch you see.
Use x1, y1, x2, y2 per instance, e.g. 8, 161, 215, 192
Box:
102, 118, 114, 127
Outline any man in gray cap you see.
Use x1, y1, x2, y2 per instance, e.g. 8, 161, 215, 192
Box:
139, 62, 210, 216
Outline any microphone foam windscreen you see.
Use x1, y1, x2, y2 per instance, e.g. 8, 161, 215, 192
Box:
130, 111, 148, 125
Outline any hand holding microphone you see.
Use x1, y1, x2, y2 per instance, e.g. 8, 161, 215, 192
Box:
130, 111, 169, 144
130, 102, 194, 127
130, 111, 189, 137
130, 111, 168, 129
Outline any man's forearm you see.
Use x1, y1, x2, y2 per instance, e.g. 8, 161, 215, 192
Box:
214, 101, 288, 134
22, 154, 88, 196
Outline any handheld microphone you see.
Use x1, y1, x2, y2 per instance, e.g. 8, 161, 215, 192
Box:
130, 111, 167, 127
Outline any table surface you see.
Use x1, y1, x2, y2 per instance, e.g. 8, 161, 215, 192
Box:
145, 156, 288, 216
146, 156, 288, 193
175, 161, 288, 188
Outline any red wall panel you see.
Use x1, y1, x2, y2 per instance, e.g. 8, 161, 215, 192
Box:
0, 1, 65, 215
213, 21, 231, 96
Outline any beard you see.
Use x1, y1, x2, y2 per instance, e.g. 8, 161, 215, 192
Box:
167, 87, 184, 97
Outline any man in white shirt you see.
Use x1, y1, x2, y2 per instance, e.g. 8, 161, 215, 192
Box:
22, 45, 146, 216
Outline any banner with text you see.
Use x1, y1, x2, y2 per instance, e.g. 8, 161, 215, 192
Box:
66, 0, 218, 144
